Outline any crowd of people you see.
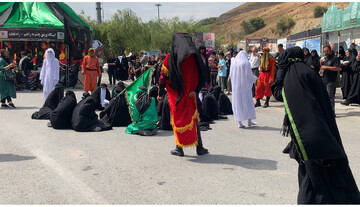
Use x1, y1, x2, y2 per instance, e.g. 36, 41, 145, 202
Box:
1, 33, 360, 204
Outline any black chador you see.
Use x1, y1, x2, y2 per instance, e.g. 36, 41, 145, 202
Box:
72, 92, 112, 132
347, 56, 360, 104
212, 85, 233, 115
49, 91, 77, 129
32, 83, 64, 120
91, 83, 111, 110
271, 47, 360, 204
156, 92, 172, 130
99, 87, 132, 127
340, 50, 355, 102
202, 87, 220, 121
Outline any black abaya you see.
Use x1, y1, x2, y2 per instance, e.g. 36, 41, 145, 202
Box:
348, 58, 360, 104
71, 96, 112, 132
99, 92, 132, 127
340, 55, 354, 100
31, 85, 64, 120
272, 46, 360, 204
50, 91, 77, 129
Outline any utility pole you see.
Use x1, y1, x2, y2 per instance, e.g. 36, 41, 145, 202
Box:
96, 2, 102, 24
155, 4, 162, 20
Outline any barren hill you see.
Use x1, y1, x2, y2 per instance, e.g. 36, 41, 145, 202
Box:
207, 2, 350, 42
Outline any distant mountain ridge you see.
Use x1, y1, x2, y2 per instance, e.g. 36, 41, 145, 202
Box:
206, 2, 350, 42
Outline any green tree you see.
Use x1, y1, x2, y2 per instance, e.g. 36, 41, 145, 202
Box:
313, 6, 327, 18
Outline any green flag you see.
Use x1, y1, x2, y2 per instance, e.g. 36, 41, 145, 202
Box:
125, 68, 155, 121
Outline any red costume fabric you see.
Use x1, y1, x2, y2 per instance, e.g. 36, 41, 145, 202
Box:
255, 55, 276, 99
160, 54, 199, 147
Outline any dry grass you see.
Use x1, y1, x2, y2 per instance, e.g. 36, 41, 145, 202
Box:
207, 2, 350, 42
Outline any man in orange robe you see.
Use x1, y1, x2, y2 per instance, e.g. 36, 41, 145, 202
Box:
158, 33, 209, 157
255, 47, 276, 108
82, 48, 101, 93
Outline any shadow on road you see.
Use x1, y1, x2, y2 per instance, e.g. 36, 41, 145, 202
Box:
245, 126, 281, 131
155, 130, 174, 137
187, 154, 277, 170
336, 111, 360, 118
0, 154, 36, 162
11, 106, 39, 110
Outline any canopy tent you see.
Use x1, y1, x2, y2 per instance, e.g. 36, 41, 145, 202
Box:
0, 2, 92, 87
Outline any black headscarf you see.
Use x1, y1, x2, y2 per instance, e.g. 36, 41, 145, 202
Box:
168, 33, 209, 105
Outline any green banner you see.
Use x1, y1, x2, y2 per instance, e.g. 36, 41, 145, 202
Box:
322, 2, 360, 33
125, 68, 154, 121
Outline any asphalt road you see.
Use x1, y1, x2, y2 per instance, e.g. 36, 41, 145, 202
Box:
1, 76, 359, 204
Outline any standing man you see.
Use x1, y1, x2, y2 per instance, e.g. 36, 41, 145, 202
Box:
19, 51, 32, 90
320, 45, 340, 115
82, 48, 101, 93
249, 47, 261, 97
158, 33, 209, 157
134, 56, 142, 79
107, 52, 117, 86
40, 48, 60, 99
255, 47, 275, 108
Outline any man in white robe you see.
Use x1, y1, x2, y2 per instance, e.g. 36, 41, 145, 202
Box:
40, 48, 60, 99
230, 50, 258, 128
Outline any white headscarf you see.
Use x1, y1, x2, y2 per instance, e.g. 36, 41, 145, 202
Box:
230, 50, 257, 90
40, 48, 60, 99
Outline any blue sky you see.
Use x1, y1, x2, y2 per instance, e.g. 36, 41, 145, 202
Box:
67, 2, 244, 22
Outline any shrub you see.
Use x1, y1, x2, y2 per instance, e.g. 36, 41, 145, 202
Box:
241, 17, 265, 34
314, 6, 327, 18
276, 17, 295, 33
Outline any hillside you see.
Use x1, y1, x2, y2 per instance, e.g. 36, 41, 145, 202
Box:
207, 2, 350, 42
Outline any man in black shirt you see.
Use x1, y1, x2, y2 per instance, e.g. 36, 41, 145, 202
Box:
107, 52, 117, 86
20, 51, 32, 90
321, 45, 340, 114
134, 56, 142, 79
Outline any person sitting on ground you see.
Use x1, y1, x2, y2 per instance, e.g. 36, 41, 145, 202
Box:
99, 86, 132, 127
112, 81, 126, 99
71, 92, 112, 132
212, 85, 233, 115
91, 83, 111, 110
49, 90, 77, 129
125, 86, 158, 136
31, 83, 64, 120
156, 91, 172, 131
203, 87, 221, 121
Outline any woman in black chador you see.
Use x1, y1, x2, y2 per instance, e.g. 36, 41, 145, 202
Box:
72, 92, 112, 132
49, 90, 77, 129
340, 49, 355, 105
271, 46, 360, 204
99, 85, 132, 127
31, 83, 64, 120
